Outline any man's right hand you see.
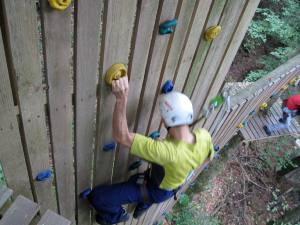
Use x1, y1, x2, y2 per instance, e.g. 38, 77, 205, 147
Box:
112, 76, 129, 100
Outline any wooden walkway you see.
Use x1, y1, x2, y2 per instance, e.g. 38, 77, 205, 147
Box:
0, 186, 71, 225
240, 99, 300, 141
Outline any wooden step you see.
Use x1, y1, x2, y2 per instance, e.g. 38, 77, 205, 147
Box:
0, 186, 12, 209
0, 195, 39, 225
37, 210, 71, 225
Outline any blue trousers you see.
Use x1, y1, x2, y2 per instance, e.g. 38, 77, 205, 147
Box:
87, 175, 174, 224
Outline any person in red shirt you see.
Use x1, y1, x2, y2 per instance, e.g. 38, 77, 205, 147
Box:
264, 94, 300, 135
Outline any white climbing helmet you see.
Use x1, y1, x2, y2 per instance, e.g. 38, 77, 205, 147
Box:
159, 91, 193, 127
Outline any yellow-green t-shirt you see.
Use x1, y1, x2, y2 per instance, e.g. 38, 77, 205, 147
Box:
130, 128, 214, 190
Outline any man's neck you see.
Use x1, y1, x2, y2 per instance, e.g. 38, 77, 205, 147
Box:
168, 125, 195, 144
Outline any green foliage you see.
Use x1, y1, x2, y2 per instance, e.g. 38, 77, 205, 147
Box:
243, 0, 300, 81
259, 136, 300, 171
168, 201, 220, 225
245, 70, 269, 82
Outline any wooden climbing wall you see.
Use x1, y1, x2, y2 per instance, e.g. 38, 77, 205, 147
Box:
0, 0, 260, 224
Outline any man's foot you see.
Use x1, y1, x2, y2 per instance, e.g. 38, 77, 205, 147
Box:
133, 204, 149, 219
263, 125, 271, 136
95, 212, 129, 225
80, 188, 92, 199
278, 118, 286, 123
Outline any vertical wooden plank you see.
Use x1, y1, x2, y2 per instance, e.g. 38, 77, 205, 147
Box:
191, 0, 248, 119
94, 0, 137, 186
147, 0, 197, 133
40, 2, 75, 222
74, 0, 103, 224
2, 0, 57, 213
112, 0, 160, 183
202, 0, 260, 109
173, 0, 213, 92
134, 0, 179, 135
183, 0, 227, 97
0, 28, 32, 200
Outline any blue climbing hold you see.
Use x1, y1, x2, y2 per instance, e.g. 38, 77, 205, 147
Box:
214, 145, 220, 152
36, 169, 52, 182
249, 110, 255, 116
149, 131, 160, 140
159, 19, 177, 35
161, 80, 173, 94
103, 142, 116, 152
242, 120, 248, 127
128, 160, 142, 171
80, 188, 92, 199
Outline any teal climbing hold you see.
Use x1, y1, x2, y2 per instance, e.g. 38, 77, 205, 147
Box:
149, 131, 160, 140
159, 19, 177, 35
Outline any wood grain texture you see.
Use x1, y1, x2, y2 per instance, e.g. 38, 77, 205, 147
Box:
94, 0, 137, 187
191, 0, 247, 122
202, 0, 260, 111
2, 0, 57, 213
147, 0, 197, 133
40, 1, 75, 222
183, 0, 227, 97
0, 28, 32, 200
173, 0, 213, 92
112, 0, 160, 184
37, 210, 71, 225
74, 0, 103, 224
0, 195, 39, 225
0, 186, 12, 210
134, 0, 179, 135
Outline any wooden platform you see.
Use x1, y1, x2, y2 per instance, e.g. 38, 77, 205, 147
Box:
0, 186, 71, 225
240, 99, 300, 141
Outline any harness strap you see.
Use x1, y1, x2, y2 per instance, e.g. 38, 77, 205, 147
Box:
140, 184, 150, 203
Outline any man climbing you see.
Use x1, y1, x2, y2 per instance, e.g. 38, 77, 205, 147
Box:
263, 93, 300, 135
82, 77, 214, 224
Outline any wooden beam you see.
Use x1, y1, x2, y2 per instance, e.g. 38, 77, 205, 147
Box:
40, 2, 75, 222
1, 0, 58, 212
0, 26, 32, 200
112, 0, 160, 184
74, 0, 103, 224
37, 210, 71, 225
0, 195, 39, 225
94, 0, 137, 187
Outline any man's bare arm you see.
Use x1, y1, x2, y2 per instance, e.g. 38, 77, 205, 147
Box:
112, 77, 135, 148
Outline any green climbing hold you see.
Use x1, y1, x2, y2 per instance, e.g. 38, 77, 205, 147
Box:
209, 95, 224, 108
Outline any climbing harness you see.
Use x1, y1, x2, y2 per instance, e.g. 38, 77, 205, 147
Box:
105, 64, 127, 85
204, 25, 221, 41
48, 0, 71, 11
159, 19, 177, 35
36, 169, 52, 182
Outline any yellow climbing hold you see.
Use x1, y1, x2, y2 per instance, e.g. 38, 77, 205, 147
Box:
281, 84, 289, 91
48, 0, 71, 11
237, 123, 244, 129
289, 77, 298, 86
204, 25, 221, 41
105, 64, 127, 85
259, 102, 268, 111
